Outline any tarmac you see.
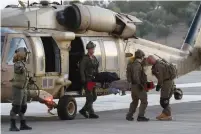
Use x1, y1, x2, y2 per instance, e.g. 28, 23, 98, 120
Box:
1, 71, 201, 134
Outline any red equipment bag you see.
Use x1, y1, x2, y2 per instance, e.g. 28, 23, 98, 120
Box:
145, 81, 155, 91
87, 82, 96, 91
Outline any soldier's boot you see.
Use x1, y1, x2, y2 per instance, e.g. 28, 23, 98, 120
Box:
121, 91, 126, 96
126, 116, 134, 121
20, 120, 32, 130
89, 113, 99, 119
156, 113, 172, 121
156, 113, 163, 120
137, 116, 149, 122
79, 109, 89, 118
9, 119, 20, 131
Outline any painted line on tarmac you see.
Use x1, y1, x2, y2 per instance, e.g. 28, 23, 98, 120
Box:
1, 94, 201, 117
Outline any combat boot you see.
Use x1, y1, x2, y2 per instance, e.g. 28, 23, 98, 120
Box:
89, 113, 99, 119
79, 109, 89, 118
126, 116, 134, 121
9, 119, 20, 131
121, 91, 126, 96
156, 113, 163, 119
20, 120, 32, 130
156, 113, 172, 121
137, 116, 149, 121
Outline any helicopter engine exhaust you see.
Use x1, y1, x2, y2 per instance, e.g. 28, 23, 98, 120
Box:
63, 4, 116, 32
56, 3, 138, 39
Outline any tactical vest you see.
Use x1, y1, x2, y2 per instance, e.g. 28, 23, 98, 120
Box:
82, 55, 99, 82
12, 62, 29, 89
160, 61, 177, 80
131, 60, 147, 85
152, 61, 176, 81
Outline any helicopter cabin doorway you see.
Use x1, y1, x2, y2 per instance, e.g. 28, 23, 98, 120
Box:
40, 37, 61, 73
68, 37, 85, 93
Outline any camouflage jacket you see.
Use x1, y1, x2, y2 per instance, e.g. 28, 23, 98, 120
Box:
126, 56, 135, 83
80, 54, 99, 83
12, 61, 29, 89
129, 59, 147, 85
151, 60, 171, 86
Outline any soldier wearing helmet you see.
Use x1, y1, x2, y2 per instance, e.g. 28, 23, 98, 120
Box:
126, 49, 149, 121
9, 47, 32, 131
146, 55, 175, 121
79, 41, 99, 119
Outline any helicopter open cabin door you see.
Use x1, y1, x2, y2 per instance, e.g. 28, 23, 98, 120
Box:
1, 33, 32, 102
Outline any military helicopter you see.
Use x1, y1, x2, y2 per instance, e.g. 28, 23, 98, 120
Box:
1, 0, 201, 120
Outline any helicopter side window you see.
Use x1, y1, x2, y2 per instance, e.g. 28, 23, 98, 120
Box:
6, 38, 28, 65
103, 40, 118, 70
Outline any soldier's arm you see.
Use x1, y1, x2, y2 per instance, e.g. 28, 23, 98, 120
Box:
155, 64, 164, 86
96, 59, 99, 73
80, 56, 87, 83
126, 63, 132, 83
14, 61, 25, 74
132, 63, 142, 84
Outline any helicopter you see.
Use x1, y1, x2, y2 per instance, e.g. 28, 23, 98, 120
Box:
1, 0, 201, 120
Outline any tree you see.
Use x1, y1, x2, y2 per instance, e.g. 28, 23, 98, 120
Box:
83, 1, 199, 38
158, 1, 191, 14
69, 0, 81, 4
108, 1, 157, 13
107, 2, 121, 13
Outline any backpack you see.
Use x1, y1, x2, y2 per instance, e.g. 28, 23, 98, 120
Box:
160, 60, 178, 80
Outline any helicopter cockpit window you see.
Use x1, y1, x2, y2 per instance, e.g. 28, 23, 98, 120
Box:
91, 41, 102, 70
103, 40, 118, 70
6, 38, 28, 65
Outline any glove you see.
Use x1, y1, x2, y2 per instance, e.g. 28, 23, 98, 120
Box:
156, 85, 161, 92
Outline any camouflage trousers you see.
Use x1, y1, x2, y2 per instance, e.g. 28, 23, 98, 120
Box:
160, 80, 174, 116
81, 88, 97, 114
127, 85, 148, 117
10, 86, 28, 120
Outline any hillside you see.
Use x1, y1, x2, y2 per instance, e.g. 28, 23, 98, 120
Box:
144, 23, 188, 49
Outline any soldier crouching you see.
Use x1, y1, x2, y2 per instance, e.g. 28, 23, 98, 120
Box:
147, 55, 175, 120
9, 47, 32, 131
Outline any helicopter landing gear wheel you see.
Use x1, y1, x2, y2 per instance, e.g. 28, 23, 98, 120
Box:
57, 96, 77, 120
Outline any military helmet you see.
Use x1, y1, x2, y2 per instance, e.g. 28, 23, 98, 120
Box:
15, 47, 28, 53
13, 47, 30, 62
15, 47, 30, 56
86, 41, 96, 49
135, 49, 145, 59
174, 88, 183, 100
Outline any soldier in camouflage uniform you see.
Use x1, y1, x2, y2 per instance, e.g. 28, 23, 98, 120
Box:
79, 41, 99, 119
126, 49, 149, 121
9, 47, 32, 131
147, 55, 174, 120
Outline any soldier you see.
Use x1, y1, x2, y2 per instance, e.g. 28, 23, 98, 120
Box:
79, 41, 99, 119
146, 55, 175, 120
126, 49, 149, 121
9, 47, 32, 131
